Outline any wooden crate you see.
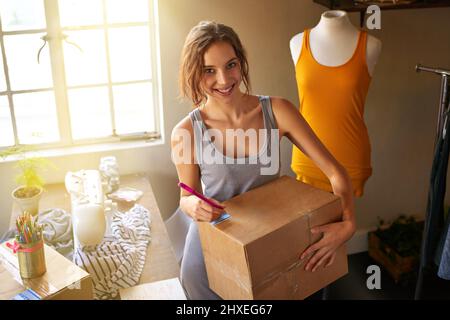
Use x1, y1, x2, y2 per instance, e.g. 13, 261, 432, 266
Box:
368, 231, 418, 284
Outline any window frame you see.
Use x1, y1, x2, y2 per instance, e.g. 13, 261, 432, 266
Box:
0, 0, 163, 152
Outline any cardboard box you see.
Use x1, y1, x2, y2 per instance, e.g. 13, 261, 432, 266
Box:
119, 277, 187, 300
198, 175, 348, 300
0, 240, 93, 300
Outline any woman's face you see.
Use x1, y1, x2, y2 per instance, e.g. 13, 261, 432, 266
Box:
201, 41, 242, 104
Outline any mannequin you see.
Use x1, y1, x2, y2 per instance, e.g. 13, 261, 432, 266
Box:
289, 10, 382, 197
290, 10, 381, 75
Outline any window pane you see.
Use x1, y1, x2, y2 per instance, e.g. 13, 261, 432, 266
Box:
4, 33, 53, 91
58, 0, 103, 27
113, 82, 154, 134
68, 87, 112, 140
0, 49, 6, 92
0, 96, 14, 147
0, 0, 46, 32
13, 91, 60, 144
63, 30, 108, 86
106, 0, 149, 24
109, 26, 151, 82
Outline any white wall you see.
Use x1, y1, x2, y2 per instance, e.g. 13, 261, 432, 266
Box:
1, 0, 450, 237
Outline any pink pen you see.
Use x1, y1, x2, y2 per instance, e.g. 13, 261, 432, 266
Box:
178, 182, 225, 210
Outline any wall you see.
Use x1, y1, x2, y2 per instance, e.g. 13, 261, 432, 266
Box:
1, 0, 449, 238
158, 0, 450, 231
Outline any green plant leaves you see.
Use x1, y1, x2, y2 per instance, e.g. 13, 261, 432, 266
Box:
375, 214, 423, 258
0, 146, 56, 190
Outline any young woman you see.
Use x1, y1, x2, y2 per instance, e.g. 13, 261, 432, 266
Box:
171, 21, 356, 300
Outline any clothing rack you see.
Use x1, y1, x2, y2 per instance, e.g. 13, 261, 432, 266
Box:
414, 64, 450, 300
416, 64, 450, 146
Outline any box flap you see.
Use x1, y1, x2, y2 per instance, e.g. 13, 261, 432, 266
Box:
198, 222, 253, 298
246, 199, 343, 294
0, 240, 91, 299
245, 213, 310, 288
218, 176, 340, 245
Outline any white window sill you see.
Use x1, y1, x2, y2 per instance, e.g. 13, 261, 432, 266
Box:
0, 138, 165, 164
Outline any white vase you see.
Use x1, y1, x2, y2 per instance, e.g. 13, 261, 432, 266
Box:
72, 203, 106, 247
11, 185, 43, 216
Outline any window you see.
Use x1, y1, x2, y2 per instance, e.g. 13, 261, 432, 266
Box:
0, 0, 162, 150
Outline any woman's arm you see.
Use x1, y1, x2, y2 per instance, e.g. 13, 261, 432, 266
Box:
171, 116, 225, 222
271, 97, 356, 271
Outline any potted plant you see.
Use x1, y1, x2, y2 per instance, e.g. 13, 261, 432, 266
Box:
0, 146, 53, 216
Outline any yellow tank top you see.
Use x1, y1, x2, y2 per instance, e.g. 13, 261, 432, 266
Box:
291, 29, 372, 197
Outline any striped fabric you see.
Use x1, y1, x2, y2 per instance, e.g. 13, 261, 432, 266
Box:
73, 204, 151, 299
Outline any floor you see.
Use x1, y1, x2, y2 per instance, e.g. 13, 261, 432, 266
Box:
307, 252, 450, 300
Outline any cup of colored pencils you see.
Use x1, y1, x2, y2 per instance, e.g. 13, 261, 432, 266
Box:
13, 211, 46, 278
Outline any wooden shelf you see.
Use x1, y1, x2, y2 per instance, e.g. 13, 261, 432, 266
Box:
313, 0, 450, 26
314, 0, 450, 11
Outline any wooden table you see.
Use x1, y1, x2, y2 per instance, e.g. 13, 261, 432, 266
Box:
6, 173, 180, 297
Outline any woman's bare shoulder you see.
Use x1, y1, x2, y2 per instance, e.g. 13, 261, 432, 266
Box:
173, 113, 194, 133
269, 96, 296, 112
267, 96, 300, 136
171, 112, 195, 145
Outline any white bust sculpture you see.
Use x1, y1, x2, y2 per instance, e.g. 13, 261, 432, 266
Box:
290, 10, 382, 76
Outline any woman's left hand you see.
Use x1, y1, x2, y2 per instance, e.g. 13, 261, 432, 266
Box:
299, 219, 356, 272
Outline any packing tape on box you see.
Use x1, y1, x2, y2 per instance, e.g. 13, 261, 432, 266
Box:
211, 214, 314, 297
251, 255, 306, 296
251, 214, 313, 295
209, 255, 253, 293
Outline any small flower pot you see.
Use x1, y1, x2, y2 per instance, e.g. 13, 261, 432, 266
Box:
12, 185, 43, 216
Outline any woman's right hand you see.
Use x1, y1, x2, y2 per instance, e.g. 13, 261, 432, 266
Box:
180, 195, 226, 222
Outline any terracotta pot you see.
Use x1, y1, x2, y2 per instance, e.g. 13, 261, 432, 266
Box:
12, 185, 43, 216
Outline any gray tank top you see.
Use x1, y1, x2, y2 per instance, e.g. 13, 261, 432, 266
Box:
189, 95, 280, 202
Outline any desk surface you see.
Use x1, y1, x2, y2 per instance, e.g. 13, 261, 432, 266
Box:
9, 173, 180, 288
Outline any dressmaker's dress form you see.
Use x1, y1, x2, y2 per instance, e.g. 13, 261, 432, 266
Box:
291, 29, 372, 196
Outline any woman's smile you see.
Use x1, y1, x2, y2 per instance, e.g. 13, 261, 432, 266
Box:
214, 83, 235, 96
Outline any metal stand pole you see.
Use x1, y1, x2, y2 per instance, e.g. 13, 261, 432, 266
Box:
414, 64, 450, 300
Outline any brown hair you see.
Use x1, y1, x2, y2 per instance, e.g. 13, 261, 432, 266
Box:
179, 21, 251, 107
